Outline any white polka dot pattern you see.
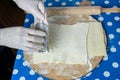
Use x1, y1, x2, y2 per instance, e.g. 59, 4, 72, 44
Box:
29, 70, 35, 75
61, 2, 66, 6
11, 0, 120, 80
107, 22, 113, 26
75, 78, 81, 80
24, 18, 29, 23
75, 2, 80, 5
103, 71, 110, 77
85, 72, 92, 77
48, 3, 53, 6
19, 76, 26, 80
37, 77, 44, 80
22, 61, 29, 67
116, 28, 120, 33
98, 16, 104, 21
118, 41, 120, 45
104, 0, 110, 4
110, 46, 117, 53
16, 54, 22, 60
69, 0, 73, 2
108, 34, 115, 40
55, 0, 59, 2
112, 62, 119, 68
13, 69, 19, 75
105, 12, 111, 15
103, 56, 108, 61
114, 16, 120, 21
94, 78, 100, 80
91, 1, 95, 5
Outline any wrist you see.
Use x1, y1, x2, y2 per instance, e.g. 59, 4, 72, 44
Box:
0, 29, 7, 46
0, 29, 4, 45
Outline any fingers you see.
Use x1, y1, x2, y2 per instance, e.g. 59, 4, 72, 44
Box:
23, 47, 39, 52
24, 42, 44, 52
27, 28, 46, 36
23, 28, 46, 52
27, 35, 45, 43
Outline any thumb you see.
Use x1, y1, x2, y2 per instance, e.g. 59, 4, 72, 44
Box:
38, 1, 45, 15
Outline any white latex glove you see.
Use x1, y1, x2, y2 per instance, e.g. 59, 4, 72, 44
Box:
0, 27, 46, 52
13, 0, 48, 25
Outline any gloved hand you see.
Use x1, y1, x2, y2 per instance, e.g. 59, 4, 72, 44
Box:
13, 0, 48, 25
0, 27, 46, 52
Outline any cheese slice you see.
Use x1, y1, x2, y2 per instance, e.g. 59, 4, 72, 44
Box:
32, 22, 89, 64
32, 22, 106, 64
87, 22, 106, 58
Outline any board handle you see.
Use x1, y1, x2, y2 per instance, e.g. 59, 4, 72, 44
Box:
46, 6, 120, 16
102, 8, 120, 13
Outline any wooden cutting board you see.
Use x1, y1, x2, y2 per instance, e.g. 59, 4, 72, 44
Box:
24, 15, 105, 80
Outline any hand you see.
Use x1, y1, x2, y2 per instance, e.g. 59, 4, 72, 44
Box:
0, 27, 46, 52
13, 0, 48, 25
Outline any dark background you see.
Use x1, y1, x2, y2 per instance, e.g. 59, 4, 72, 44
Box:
0, 0, 25, 80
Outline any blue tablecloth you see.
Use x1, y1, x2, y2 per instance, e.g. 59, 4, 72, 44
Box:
11, 0, 120, 80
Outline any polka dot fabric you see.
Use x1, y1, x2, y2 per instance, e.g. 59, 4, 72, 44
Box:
11, 0, 120, 80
